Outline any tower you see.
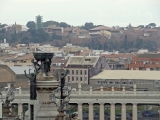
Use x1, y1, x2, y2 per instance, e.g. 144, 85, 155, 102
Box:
36, 15, 43, 30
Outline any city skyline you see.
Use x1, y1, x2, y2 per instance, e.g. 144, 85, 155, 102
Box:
0, 0, 160, 27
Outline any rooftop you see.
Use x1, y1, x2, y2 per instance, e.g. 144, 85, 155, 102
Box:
136, 53, 160, 58
89, 25, 112, 31
9, 66, 34, 74
66, 56, 99, 66
101, 54, 135, 58
91, 70, 160, 80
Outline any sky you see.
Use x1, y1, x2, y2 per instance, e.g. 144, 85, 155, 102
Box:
0, 0, 160, 27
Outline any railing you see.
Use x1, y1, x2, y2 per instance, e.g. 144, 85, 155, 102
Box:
1, 87, 160, 101
71, 90, 160, 96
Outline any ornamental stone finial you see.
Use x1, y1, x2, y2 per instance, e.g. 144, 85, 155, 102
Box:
134, 84, 136, 91
122, 86, 125, 91
100, 86, 103, 91
78, 83, 81, 90
111, 87, 114, 92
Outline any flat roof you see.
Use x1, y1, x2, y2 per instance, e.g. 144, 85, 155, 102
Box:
91, 70, 160, 80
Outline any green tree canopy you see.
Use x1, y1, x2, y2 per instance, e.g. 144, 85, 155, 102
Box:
0, 23, 7, 28
43, 21, 60, 27
148, 23, 156, 27
26, 21, 36, 30
84, 22, 94, 30
59, 22, 71, 28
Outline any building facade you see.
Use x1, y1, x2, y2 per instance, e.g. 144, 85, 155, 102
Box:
125, 54, 160, 70
90, 70, 160, 91
65, 56, 110, 84
36, 15, 43, 30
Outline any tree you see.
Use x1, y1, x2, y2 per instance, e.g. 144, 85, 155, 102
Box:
0, 24, 7, 28
84, 22, 94, 30
28, 29, 49, 43
26, 21, 36, 30
148, 23, 156, 27
138, 25, 144, 28
59, 22, 70, 28
52, 33, 62, 40
43, 21, 60, 27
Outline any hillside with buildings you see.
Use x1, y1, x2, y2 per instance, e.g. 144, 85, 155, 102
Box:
0, 19, 160, 52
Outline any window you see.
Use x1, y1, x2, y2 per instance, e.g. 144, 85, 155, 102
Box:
76, 70, 78, 75
85, 70, 87, 75
109, 81, 113, 84
122, 82, 127, 84
68, 76, 70, 82
129, 82, 133, 84
72, 70, 74, 75
85, 59, 91, 61
72, 77, 74, 81
115, 82, 119, 84
80, 77, 82, 81
85, 77, 87, 81
76, 77, 78, 81
80, 70, 82, 75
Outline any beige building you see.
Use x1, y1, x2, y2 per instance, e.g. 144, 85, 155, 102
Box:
89, 25, 112, 38
0, 65, 29, 88
0, 53, 33, 66
63, 43, 89, 55
90, 70, 160, 91
43, 25, 64, 35
65, 56, 110, 84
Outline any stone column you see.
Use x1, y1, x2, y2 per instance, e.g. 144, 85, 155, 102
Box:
18, 103, 23, 119
121, 103, 126, 120
0, 102, 2, 119
78, 103, 82, 120
132, 103, 137, 120
100, 103, 104, 120
7, 83, 11, 89
89, 103, 93, 120
110, 103, 115, 120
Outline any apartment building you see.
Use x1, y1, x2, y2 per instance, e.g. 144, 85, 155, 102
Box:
125, 53, 160, 70
65, 56, 110, 84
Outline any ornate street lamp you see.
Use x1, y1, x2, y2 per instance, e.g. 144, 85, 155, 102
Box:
49, 69, 72, 120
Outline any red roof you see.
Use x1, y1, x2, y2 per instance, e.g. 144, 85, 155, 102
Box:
101, 54, 135, 58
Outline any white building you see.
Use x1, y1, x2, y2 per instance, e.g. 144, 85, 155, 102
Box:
138, 49, 148, 54
0, 39, 9, 49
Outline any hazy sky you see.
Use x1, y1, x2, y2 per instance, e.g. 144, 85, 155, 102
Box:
0, 0, 160, 27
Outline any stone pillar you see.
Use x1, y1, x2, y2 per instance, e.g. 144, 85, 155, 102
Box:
90, 87, 92, 95
100, 103, 104, 120
122, 86, 125, 94
78, 103, 82, 120
19, 87, 22, 95
133, 84, 137, 95
89, 103, 93, 120
78, 84, 81, 95
0, 102, 2, 119
18, 103, 23, 119
110, 103, 115, 120
132, 103, 137, 120
100, 86, 103, 94
112, 87, 114, 94
7, 83, 11, 89
121, 103, 126, 120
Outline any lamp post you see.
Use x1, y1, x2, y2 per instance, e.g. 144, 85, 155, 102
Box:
49, 69, 72, 120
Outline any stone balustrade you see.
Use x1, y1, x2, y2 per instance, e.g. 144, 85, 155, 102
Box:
0, 85, 160, 120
